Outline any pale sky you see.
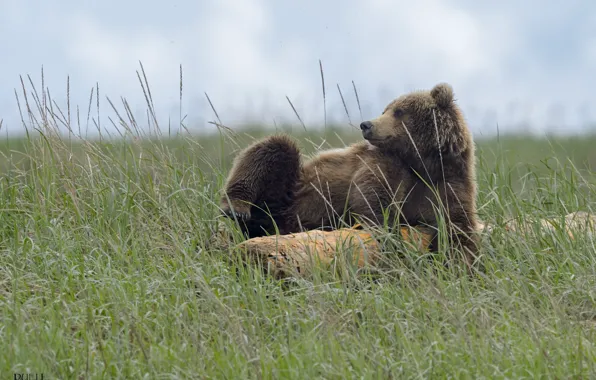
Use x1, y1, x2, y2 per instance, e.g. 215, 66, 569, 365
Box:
1, 0, 595, 137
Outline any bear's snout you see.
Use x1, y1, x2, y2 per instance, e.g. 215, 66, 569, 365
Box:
360, 121, 374, 140
360, 121, 373, 131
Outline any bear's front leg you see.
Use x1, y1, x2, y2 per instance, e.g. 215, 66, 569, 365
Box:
348, 166, 405, 228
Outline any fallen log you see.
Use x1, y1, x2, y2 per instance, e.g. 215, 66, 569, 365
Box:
236, 225, 430, 279
217, 211, 595, 279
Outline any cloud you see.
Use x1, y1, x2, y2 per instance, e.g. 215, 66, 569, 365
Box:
344, 0, 520, 111
62, 0, 318, 131
192, 0, 315, 125
338, 0, 596, 134
67, 13, 182, 95
1, 0, 596, 136
351, 0, 504, 77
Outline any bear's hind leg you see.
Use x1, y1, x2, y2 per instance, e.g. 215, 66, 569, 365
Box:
220, 135, 301, 238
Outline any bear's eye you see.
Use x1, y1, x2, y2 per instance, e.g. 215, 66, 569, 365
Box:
393, 108, 405, 118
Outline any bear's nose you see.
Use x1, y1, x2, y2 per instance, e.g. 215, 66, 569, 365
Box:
360, 121, 373, 131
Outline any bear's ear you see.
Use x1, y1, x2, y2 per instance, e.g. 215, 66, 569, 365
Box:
431, 83, 454, 109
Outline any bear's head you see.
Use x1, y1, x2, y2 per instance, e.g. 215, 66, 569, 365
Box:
360, 83, 472, 163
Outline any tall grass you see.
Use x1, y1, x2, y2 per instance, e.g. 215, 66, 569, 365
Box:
1, 66, 596, 378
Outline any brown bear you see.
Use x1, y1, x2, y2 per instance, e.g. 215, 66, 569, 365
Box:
219, 83, 480, 267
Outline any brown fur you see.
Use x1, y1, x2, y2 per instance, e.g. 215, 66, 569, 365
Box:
220, 83, 480, 268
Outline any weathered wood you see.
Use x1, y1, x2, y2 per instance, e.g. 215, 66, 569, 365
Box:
215, 211, 595, 279
236, 225, 431, 278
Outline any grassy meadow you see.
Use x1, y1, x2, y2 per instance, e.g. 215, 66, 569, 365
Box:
1, 76, 596, 378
